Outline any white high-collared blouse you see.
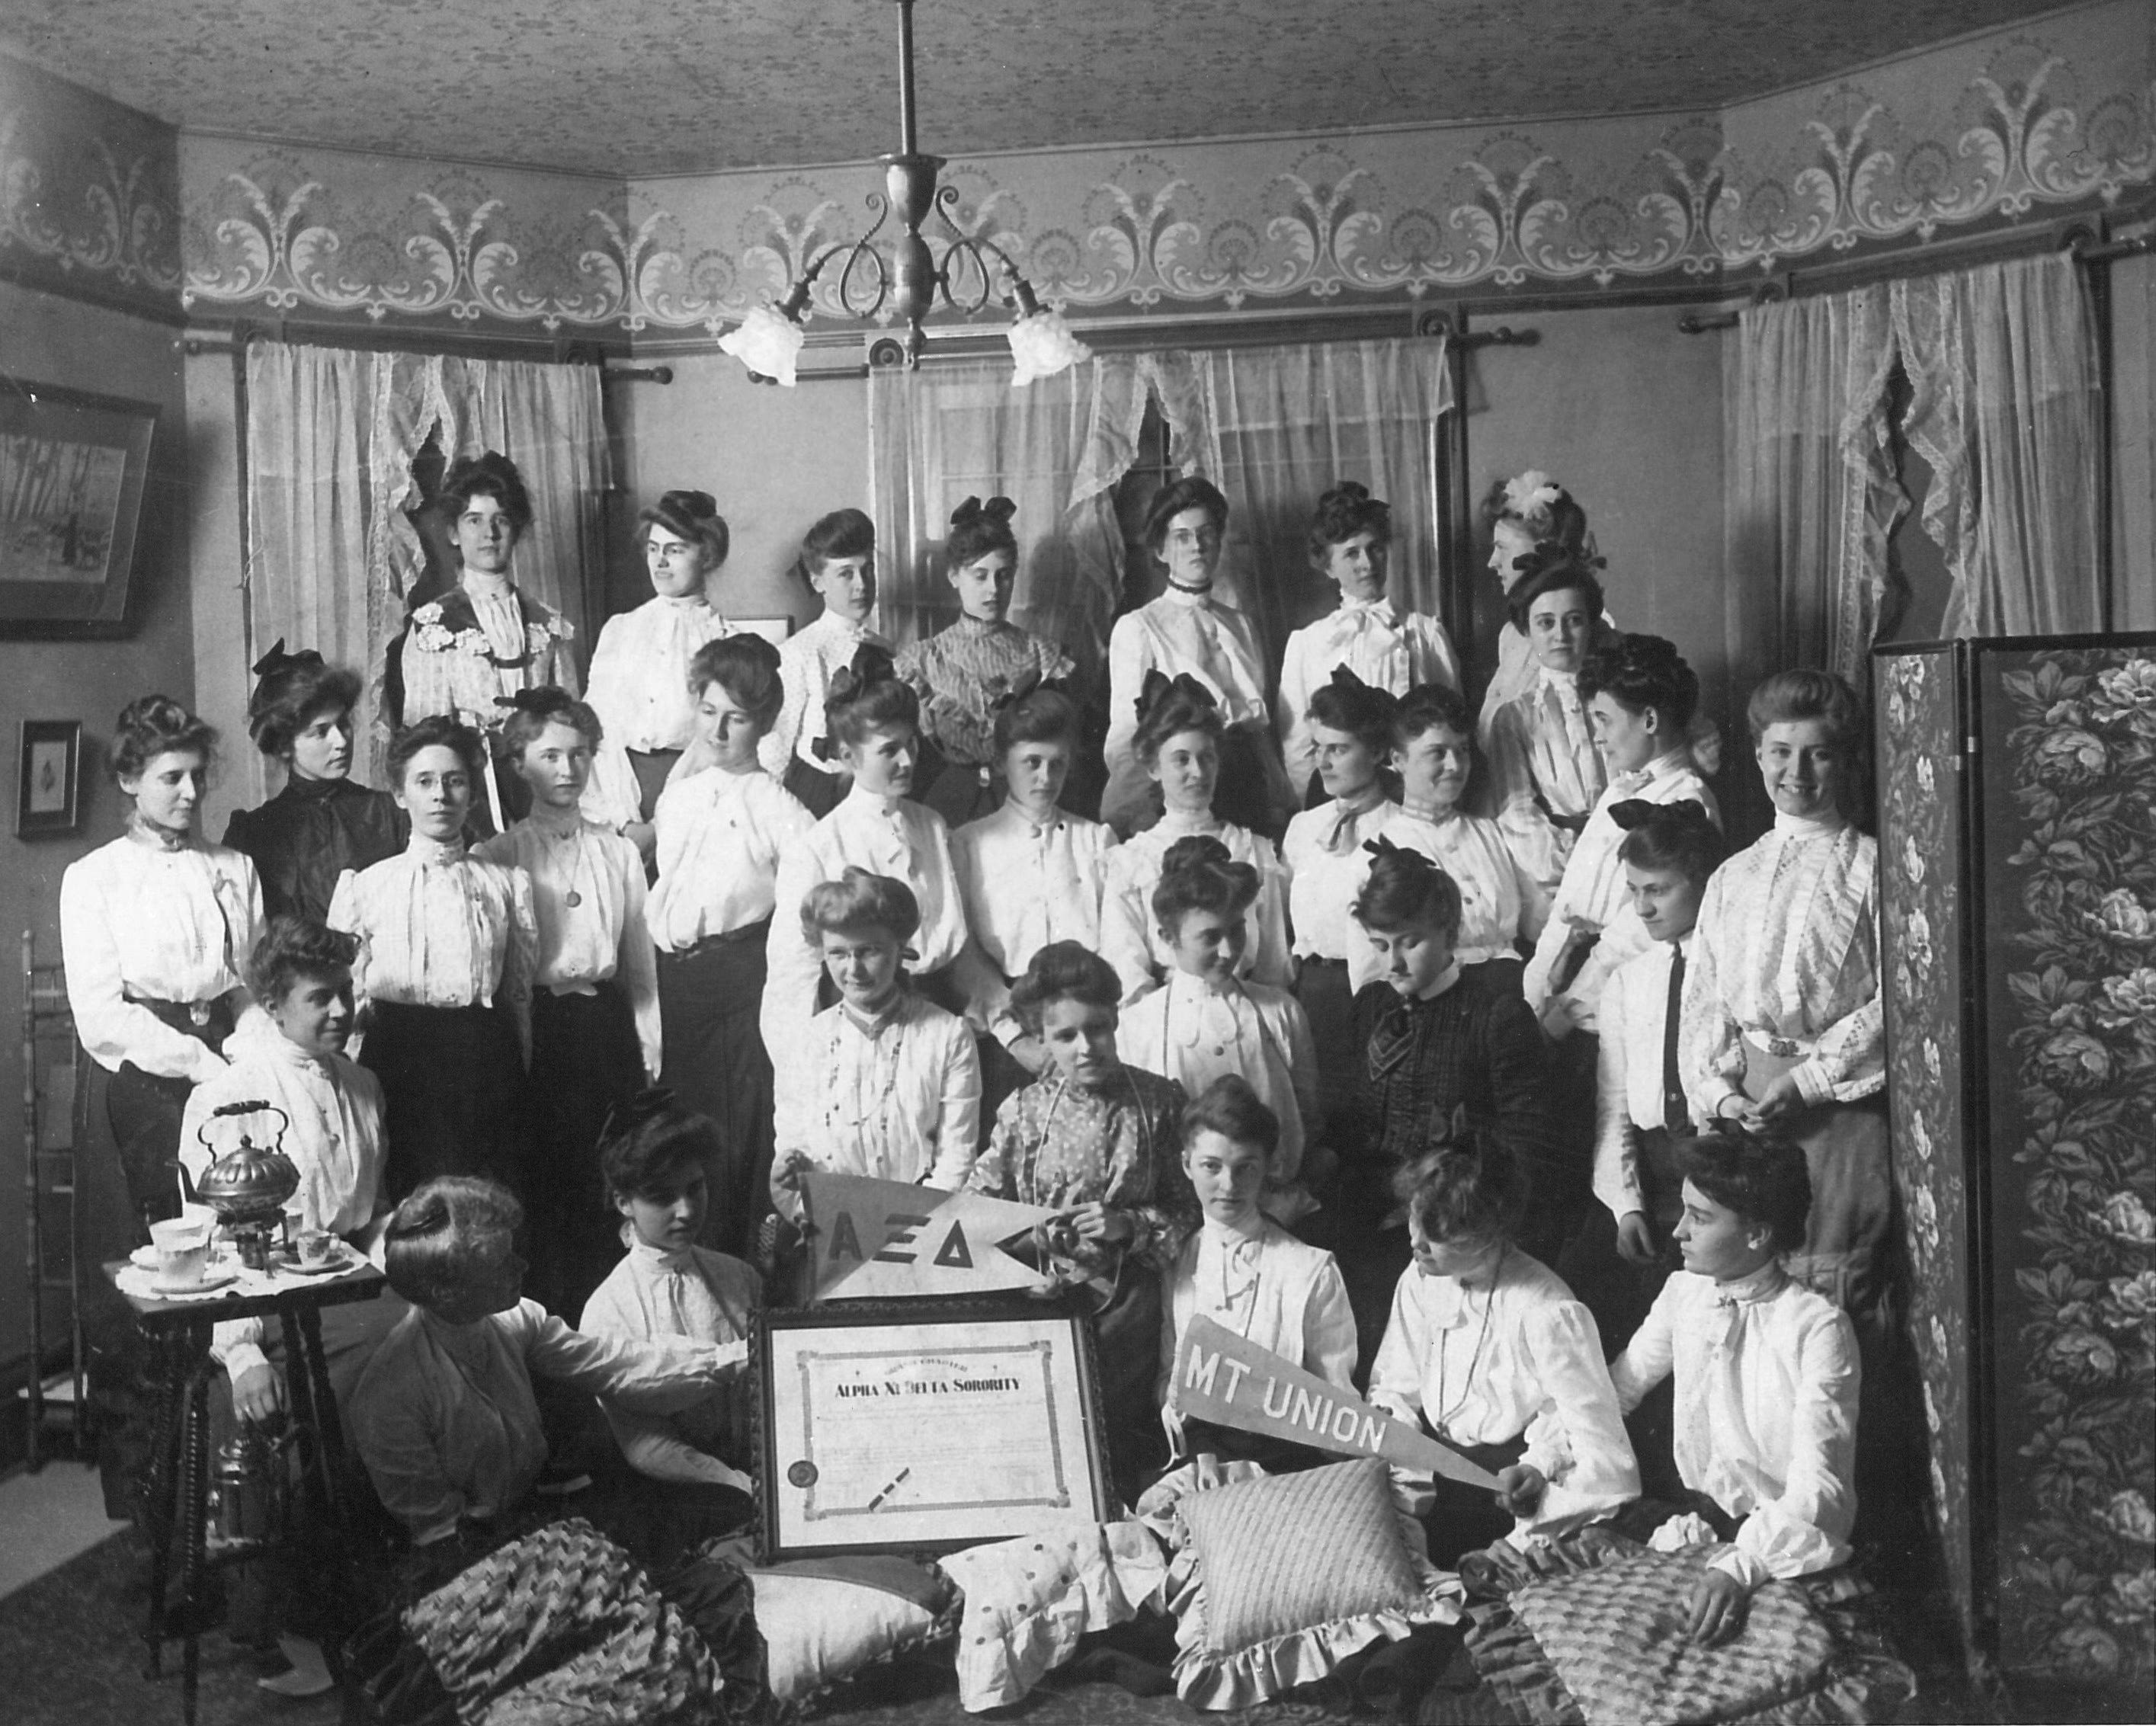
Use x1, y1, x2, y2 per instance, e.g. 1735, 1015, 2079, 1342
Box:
60, 832, 264, 1081
1277, 597, 1461, 791
478, 812, 660, 1077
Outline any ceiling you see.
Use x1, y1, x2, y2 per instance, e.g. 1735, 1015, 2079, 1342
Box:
4, 0, 2074, 179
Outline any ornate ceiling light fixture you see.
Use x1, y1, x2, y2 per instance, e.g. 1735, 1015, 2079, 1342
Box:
719, 0, 1089, 387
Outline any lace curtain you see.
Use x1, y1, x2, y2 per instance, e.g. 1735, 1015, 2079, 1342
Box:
245, 342, 610, 787
1894, 255, 2103, 640
868, 355, 1149, 679
1173, 338, 1454, 668
1723, 286, 1903, 692
867, 337, 1453, 682
1725, 252, 2103, 693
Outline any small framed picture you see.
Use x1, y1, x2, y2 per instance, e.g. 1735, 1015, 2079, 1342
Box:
731, 616, 795, 647
17, 719, 83, 837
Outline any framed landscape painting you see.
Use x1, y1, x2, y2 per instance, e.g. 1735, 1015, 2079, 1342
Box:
0, 381, 158, 637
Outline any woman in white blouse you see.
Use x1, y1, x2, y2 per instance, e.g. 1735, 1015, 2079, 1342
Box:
479, 689, 658, 1312
581, 490, 738, 854
770, 870, 981, 1221
1681, 670, 1891, 1347
1386, 683, 1548, 995
328, 717, 537, 1203
393, 453, 577, 835
1099, 676, 1292, 1003
649, 636, 815, 1258
1369, 1131, 1639, 1565
61, 695, 264, 1231
1485, 552, 1611, 899
1101, 477, 1296, 840
1276, 481, 1460, 799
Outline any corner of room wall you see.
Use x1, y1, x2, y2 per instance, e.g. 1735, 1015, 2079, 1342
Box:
0, 53, 197, 1382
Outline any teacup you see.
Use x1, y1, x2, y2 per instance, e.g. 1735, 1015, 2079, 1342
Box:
296, 1229, 336, 1267
149, 1215, 213, 1289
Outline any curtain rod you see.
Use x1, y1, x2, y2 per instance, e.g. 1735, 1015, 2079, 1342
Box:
1673, 223, 2153, 333
170, 323, 673, 378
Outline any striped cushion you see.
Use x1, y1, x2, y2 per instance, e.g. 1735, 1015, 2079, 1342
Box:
1177, 1457, 1423, 1653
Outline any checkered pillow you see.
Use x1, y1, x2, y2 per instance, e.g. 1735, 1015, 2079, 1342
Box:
1506, 1551, 1835, 1724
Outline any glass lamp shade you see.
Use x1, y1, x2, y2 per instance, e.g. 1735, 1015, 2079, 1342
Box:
719, 305, 808, 387
1007, 306, 1091, 386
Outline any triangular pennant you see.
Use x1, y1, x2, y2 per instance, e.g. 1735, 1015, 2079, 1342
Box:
1172, 1314, 1500, 1490
801, 1172, 1059, 1300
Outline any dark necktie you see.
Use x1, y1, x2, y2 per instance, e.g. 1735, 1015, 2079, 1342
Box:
1661, 946, 1691, 1135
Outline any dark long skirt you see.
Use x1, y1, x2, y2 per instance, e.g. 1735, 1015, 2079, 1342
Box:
1295, 956, 1361, 1170
918, 757, 1002, 830
1419, 1430, 1529, 1568
1556, 1123, 1683, 1350
362, 999, 529, 1202
1212, 722, 1296, 843
657, 925, 777, 1261
780, 756, 847, 820
1091, 1259, 1169, 1509
625, 748, 682, 823
529, 983, 646, 1315
109, 998, 234, 1233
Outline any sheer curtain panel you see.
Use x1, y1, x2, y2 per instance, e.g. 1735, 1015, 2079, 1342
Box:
1893, 253, 2103, 639
244, 343, 611, 781
1173, 339, 1453, 669
868, 356, 1148, 677
1722, 287, 1903, 693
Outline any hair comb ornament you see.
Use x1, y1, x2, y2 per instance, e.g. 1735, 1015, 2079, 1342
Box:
251, 639, 325, 680
1502, 471, 1562, 518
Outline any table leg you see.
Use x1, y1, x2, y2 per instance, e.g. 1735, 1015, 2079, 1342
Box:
139, 1326, 184, 1680
277, 1307, 327, 1529
293, 1302, 348, 1526
178, 1334, 212, 1726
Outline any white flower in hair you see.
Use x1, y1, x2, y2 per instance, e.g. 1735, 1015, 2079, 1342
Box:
1503, 470, 1562, 518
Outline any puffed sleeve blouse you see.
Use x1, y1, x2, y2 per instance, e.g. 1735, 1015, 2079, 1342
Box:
60, 834, 264, 1081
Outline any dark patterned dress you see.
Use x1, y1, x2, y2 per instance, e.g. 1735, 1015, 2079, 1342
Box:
969, 1063, 1194, 1498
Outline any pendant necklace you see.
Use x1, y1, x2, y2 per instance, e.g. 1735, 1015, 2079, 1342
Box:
1432, 1246, 1505, 1442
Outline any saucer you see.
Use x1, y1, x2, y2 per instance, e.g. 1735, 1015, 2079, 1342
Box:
282, 1246, 360, 1276
150, 1266, 241, 1297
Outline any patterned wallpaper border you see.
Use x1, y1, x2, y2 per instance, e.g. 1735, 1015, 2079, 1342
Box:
0, 54, 181, 320
6, 4, 2151, 336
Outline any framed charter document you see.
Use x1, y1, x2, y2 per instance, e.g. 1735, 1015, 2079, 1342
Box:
754, 1299, 1110, 1559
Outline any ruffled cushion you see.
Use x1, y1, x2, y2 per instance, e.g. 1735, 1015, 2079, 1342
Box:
746, 1556, 954, 1708
937, 1521, 1169, 1712
1466, 1534, 1917, 1726
1161, 1457, 1466, 1711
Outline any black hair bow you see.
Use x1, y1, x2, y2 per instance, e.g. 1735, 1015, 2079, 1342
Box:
951, 495, 1018, 529
1607, 797, 1712, 833
1136, 668, 1218, 724
251, 638, 325, 679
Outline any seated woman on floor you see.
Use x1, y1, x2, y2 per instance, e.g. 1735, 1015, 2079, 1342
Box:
1366, 1126, 1638, 1567
350, 1177, 739, 1576
579, 1092, 761, 1547
1607, 1131, 1860, 1648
